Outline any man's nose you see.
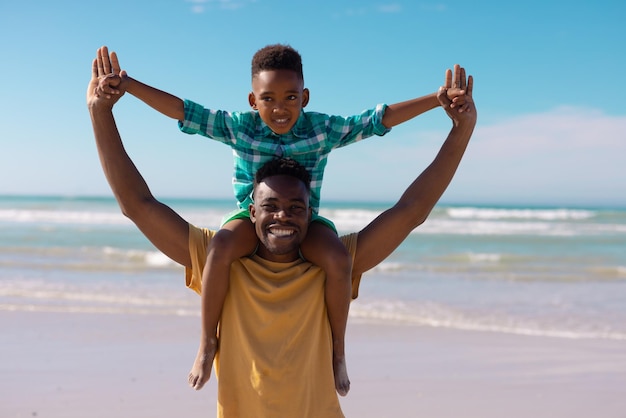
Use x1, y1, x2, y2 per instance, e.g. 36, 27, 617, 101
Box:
274, 208, 290, 219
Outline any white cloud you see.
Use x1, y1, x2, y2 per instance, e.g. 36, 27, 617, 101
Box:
333, 3, 402, 18
186, 0, 249, 13
335, 8, 368, 18
323, 106, 626, 207
419, 3, 447, 12
474, 106, 624, 156
377, 3, 402, 13
453, 107, 626, 205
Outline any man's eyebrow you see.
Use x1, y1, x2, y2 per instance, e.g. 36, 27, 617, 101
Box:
260, 196, 307, 204
289, 197, 307, 205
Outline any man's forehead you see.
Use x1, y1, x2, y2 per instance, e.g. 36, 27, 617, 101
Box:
255, 175, 309, 201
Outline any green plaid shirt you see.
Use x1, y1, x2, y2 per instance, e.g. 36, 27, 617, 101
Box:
179, 99, 390, 211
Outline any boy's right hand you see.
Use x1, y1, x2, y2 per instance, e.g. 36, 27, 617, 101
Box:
94, 46, 129, 99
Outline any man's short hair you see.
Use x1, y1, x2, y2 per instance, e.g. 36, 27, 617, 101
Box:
254, 158, 311, 192
251, 44, 304, 81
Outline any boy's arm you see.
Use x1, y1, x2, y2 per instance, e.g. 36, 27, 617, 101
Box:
95, 46, 185, 121
381, 64, 469, 128
125, 76, 185, 121
381, 93, 440, 128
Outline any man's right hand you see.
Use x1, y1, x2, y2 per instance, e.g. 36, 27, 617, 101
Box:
438, 65, 476, 129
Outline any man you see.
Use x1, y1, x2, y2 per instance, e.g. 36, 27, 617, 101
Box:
87, 52, 476, 417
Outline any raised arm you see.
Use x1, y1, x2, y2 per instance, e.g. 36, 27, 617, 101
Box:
95, 46, 185, 121
381, 64, 469, 128
381, 93, 440, 128
353, 66, 476, 275
87, 50, 192, 267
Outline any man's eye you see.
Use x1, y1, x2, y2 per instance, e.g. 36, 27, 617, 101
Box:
287, 95, 297, 101
261, 97, 272, 102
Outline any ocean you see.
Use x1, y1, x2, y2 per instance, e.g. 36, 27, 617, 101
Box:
1, 195, 625, 341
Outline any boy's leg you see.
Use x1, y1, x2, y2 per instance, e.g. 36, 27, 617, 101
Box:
189, 217, 257, 390
300, 221, 352, 396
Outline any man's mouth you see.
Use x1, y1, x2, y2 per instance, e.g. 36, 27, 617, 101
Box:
267, 225, 296, 237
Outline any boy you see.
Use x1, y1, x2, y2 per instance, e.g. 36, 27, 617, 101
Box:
95, 44, 467, 396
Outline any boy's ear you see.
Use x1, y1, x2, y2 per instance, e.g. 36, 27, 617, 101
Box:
302, 88, 310, 108
248, 92, 258, 110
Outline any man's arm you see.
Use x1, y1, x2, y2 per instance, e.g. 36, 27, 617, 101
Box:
95, 46, 185, 121
88, 51, 192, 268
353, 66, 476, 275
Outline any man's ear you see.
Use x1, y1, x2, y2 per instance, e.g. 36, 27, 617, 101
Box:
249, 203, 257, 223
248, 92, 258, 110
302, 88, 310, 108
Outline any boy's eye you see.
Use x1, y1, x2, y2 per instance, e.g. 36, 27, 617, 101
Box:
287, 95, 297, 101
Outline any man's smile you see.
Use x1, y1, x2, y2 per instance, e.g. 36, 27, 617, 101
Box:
267, 225, 296, 237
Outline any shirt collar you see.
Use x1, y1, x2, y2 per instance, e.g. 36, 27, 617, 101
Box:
260, 110, 309, 139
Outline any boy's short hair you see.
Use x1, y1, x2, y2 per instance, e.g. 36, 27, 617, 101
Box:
254, 157, 311, 192
251, 44, 304, 81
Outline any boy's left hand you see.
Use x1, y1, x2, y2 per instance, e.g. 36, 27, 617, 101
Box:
94, 46, 127, 99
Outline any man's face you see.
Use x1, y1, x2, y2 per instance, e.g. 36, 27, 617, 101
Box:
248, 69, 309, 135
249, 175, 312, 262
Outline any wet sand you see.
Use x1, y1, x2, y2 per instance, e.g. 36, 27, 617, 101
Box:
2, 311, 625, 417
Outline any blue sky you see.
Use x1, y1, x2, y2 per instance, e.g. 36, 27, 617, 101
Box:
1, 0, 625, 207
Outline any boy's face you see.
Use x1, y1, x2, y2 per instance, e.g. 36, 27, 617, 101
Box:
249, 69, 309, 135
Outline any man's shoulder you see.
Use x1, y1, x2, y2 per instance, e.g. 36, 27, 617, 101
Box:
339, 233, 358, 257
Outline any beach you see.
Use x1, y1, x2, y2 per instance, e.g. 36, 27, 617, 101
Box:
2, 195, 626, 417
3, 310, 626, 418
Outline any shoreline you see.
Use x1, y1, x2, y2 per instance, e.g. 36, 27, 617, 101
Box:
2, 311, 626, 418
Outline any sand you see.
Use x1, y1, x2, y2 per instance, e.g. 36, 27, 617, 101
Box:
2, 311, 626, 418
